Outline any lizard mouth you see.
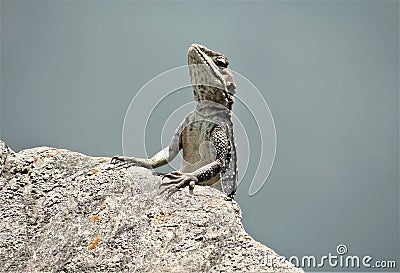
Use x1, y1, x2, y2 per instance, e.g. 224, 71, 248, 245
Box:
187, 44, 235, 109
188, 44, 228, 89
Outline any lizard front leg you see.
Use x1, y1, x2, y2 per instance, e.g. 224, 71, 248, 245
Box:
111, 145, 180, 169
111, 130, 181, 169
160, 125, 228, 196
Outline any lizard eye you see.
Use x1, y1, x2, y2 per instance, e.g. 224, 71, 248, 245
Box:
214, 57, 228, 68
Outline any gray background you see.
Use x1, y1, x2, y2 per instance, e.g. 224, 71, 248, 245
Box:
1, 1, 398, 272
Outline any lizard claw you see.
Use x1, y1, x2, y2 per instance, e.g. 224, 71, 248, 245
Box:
159, 172, 198, 196
110, 156, 131, 170
111, 155, 126, 164
110, 156, 151, 169
160, 171, 183, 182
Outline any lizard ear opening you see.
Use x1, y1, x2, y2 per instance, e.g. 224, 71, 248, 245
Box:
227, 82, 236, 94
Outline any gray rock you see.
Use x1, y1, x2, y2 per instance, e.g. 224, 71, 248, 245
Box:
0, 140, 303, 272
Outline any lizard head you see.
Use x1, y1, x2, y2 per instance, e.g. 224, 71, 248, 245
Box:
188, 44, 236, 109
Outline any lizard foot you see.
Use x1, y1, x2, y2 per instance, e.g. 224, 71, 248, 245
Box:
110, 156, 151, 169
159, 171, 198, 196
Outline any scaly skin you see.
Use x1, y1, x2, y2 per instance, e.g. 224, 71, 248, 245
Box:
112, 44, 237, 198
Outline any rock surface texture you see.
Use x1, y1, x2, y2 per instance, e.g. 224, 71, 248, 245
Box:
0, 140, 303, 272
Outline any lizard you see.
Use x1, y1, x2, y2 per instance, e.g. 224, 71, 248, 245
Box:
112, 44, 237, 198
